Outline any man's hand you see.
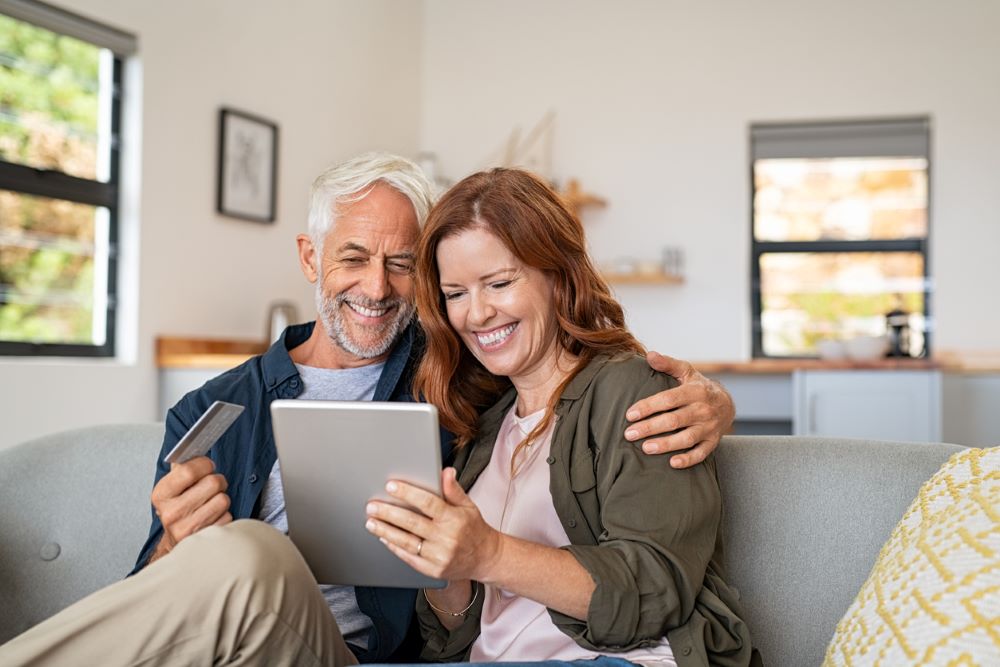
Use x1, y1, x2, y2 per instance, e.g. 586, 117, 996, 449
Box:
625, 351, 736, 469
148, 456, 231, 564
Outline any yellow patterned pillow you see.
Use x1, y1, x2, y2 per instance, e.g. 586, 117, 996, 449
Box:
824, 447, 1000, 666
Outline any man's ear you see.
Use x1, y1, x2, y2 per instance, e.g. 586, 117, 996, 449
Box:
296, 234, 319, 284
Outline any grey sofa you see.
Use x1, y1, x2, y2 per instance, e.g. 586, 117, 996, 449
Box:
0, 425, 964, 665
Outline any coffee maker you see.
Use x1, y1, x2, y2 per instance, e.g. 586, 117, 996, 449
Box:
885, 305, 911, 357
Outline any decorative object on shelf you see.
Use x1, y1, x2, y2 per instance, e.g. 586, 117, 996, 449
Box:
559, 178, 607, 218
217, 107, 278, 223
602, 270, 684, 286
661, 246, 684, 277
501, 110, 556, 181
600, 255, 684, 285
465, 111, 607, 220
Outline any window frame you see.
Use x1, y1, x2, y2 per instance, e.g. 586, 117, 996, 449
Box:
0, 3, 130, 357
749, 118, 933, 359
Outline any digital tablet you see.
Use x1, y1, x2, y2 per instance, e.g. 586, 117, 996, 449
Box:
270, 400, 445, 589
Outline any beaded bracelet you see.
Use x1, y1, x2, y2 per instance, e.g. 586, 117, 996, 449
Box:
423, 586, 479, 617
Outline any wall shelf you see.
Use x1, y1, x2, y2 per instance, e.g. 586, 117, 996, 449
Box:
602, 271, 684, 285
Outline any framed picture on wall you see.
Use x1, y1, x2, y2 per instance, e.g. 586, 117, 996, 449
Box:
216, 107, 278, 223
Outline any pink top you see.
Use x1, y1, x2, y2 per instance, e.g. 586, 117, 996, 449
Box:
467, 405, 676, 666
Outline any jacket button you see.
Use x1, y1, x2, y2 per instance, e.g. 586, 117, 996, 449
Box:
567, 519, 577, 528
40, 542, 61, 561
289, 379, 299, 388
682, 647, 692, 656
546, 456, 556, 465
249, 473, 258, 484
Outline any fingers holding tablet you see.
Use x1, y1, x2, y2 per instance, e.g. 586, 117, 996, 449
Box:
368, 469, 500, 582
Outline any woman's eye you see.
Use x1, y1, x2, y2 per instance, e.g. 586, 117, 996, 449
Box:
490, 280, 512, 289
443, 291, 465, 301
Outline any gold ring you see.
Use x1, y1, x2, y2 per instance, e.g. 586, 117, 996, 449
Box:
416, 539, 423, 556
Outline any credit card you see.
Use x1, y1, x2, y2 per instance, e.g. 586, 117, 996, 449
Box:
164, 401, 245, 464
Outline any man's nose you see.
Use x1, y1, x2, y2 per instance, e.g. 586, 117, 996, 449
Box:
360, 262, 391, 301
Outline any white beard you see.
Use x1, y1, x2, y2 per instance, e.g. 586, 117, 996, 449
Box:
314, 283, 414, 359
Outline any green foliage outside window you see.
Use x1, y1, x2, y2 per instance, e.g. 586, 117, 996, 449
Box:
0, 14, 105, 345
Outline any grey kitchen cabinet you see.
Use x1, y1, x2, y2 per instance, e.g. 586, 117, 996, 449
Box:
793, 369, 942, 442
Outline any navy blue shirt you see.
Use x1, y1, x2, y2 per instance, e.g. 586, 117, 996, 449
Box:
133, 321, 451, 662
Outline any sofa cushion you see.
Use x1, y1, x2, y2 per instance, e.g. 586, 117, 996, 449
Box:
823, 446, 1000, 665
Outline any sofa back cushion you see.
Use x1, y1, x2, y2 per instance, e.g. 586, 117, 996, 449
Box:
0, 423, 163, 643
715, 436, 964, 667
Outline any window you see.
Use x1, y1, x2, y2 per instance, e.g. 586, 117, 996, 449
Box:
750, 118, 931, 358
0, 0, 135, 356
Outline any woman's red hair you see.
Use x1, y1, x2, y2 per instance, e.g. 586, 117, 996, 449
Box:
413, 168, 644, 448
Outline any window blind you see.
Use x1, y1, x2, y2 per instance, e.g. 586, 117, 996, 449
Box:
0, 0, 136, 55
751, 117, 929, 160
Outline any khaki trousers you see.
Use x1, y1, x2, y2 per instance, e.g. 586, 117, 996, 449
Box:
0, 520, 359, 667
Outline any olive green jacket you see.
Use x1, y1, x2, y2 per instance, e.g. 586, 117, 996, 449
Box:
417, 354, 754, 666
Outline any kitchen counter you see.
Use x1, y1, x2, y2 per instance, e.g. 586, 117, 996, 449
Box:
155, 336, 1000, 375
156, 336, 267, 369
696, 358, 941, 374
696, 351, 1000, 375
154, 337, 999, 445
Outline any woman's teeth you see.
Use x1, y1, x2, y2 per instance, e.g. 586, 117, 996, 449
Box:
477, 323, 517, 346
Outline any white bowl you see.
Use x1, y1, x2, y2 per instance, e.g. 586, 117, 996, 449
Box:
816, 339, 847, 360
844, 335, 889, 361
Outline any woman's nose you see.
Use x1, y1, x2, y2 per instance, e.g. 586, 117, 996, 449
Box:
468, 292, 495, 325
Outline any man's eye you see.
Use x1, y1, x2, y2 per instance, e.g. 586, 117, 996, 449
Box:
340, 257, 366, 265
388, 261, 414, 275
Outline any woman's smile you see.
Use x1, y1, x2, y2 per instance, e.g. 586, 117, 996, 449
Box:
474, 322, 519, 350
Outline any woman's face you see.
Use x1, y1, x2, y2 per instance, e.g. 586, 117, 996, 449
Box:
436, 226, 562, 386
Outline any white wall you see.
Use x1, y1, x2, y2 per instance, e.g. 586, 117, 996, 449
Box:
419, 0, 1000, 360
0, 0, 424, 447
5, 0, 999, 447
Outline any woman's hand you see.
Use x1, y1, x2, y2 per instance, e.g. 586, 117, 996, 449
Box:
365, 467, 502, 582
368, 467, 596, 620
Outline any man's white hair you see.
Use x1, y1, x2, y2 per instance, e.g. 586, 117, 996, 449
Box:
307, 152, 436, 250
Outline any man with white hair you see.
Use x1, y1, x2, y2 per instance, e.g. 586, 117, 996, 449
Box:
1, 153, 735, 666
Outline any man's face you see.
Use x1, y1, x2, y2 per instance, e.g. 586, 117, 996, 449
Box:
311, 183, 419, 363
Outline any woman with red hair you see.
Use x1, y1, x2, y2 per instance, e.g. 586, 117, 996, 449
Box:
365, 169, 754, 667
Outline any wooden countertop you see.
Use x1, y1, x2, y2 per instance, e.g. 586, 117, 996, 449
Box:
157, 336, 268, 369
156, 335, 1000, 375
696, 358, 940, 374
935, 350, 1000, 373
697, 352, 1000, 375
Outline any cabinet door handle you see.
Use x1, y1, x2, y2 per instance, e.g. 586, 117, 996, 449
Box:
808, 395, 816, 434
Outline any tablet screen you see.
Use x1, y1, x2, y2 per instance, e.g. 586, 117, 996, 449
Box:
271, 400, 445, 589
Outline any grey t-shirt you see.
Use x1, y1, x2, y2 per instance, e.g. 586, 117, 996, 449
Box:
257, 361, 384, 651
